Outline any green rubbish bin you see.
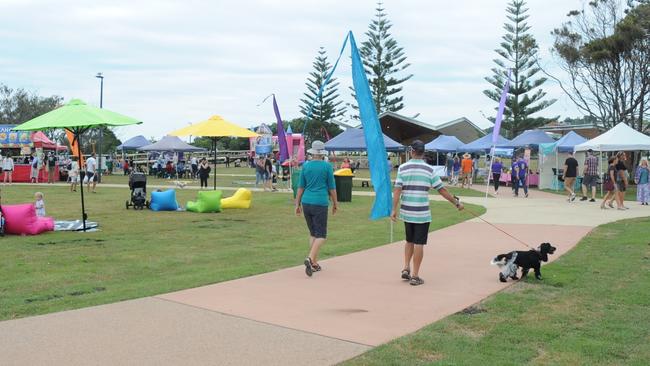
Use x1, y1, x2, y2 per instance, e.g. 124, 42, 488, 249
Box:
334, 169, 354, 202
292, 169, 301, 198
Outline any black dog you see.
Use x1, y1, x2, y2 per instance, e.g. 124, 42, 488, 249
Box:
492, 243, 557, 282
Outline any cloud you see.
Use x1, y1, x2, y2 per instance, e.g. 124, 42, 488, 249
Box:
1, 0, 586, 140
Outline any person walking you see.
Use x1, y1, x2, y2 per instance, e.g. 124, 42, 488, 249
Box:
264, 155, 273, 192
614, 151, 629, 210
46, 151, 57, 184
85, 153, 98, 193
635, 158, 649, 205
460, 153, 472, 188
391, 140, 464, 286
295, 141, 338, 277
562, 151, 579, 202
30, 153, 40, 183
69, 156, 79, 192
198, 158, 210, 188
2, 153, 14, 184
452, 155, 460, 185
601, 156, 618, 209
580, 149, 599, 202
491, 157, 503, 194
190, 155, 198, 179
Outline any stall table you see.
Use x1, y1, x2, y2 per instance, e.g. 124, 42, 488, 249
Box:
6, 164, 59, 183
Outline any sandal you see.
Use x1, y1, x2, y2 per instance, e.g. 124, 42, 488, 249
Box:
304, 257, 313, 277
401, 269, 411, 280
409, 276, 424, 286
312, 263, 322, 272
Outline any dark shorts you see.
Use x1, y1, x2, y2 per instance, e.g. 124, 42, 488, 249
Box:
404, 222, 430, 245
85, 172, 97, 182
583, 174, 598, 188
616, 181, 626, 192
303, 204, 328, 239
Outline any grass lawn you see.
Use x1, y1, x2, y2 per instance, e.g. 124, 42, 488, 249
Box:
344, 217, 650, 365
0, 185, 484, 321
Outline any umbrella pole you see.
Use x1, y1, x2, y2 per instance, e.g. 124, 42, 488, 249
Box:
213, 137, 217, 190
76, 130, 87, 232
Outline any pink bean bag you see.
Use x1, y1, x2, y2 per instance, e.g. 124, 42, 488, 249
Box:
1, 203, 54, 235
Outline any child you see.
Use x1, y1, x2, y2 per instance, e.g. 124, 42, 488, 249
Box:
635, 158, 649, 205
69, 157, 79, 192
34, 192, 46, 217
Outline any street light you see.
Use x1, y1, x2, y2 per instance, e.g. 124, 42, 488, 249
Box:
95, 72, 104, 183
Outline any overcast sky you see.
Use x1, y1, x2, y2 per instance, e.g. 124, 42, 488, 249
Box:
1, 0, 587, 140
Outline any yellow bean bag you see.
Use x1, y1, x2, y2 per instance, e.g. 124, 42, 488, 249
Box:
220, 188, 252, 209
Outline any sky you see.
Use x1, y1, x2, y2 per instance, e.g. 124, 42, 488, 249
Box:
0, 0, 588, 141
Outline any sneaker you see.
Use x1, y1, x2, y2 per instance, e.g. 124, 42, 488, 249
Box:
525, 193, 529, 198
570, 193, 576, 202
401, 269, 411, 280
304, 257, 313, 277
409, 276, 424, 286
580, 196, 588, 201
589, 198, 596, 202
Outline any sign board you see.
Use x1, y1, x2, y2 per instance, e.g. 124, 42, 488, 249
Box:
0, 125, 32, 147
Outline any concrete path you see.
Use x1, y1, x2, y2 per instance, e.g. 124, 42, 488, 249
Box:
1, 186, 649, 365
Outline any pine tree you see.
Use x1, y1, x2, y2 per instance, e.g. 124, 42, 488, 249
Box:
299, 46, 345, 143
483, 0, 556, 138
357, 2, 412, 115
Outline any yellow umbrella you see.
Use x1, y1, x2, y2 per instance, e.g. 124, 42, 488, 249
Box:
169, 115, 258, 189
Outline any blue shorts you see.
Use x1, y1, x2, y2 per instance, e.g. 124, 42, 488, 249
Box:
302, 204, 328, 239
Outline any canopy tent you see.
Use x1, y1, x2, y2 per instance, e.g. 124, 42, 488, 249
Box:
458, 133, 513, 153
538, 131, 589, 190
424, 135, 463, 152
169, 115, 258, 190
138, 135, 205, 152
324, 128, 404, 152
574, 122, 650, 152
116, 135, 150, 150
510, 129, 555, 148
13, 98, 141, 231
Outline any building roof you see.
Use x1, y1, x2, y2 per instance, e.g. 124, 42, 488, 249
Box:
377, 112, 484, 145
433, 117, 486, 143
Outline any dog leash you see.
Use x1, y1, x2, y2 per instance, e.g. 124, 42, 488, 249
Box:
454, 196, 537, 251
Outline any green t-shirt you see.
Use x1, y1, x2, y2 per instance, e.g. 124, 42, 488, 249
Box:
299, 160, 336, 207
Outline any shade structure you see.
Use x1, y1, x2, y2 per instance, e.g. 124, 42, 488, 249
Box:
458, 134, 513, 153
555, 131, 588, 153
324, 128, 404, 152
12, 98, 142, 231
116, 135, 150, 150
138, 135, 205, 152
574, 122, 650, 152
168, 115, 258, 190
424, 135, 463, 152
510, 129, 555, 148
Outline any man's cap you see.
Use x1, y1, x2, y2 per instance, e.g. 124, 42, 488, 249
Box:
410, 140, 425, 153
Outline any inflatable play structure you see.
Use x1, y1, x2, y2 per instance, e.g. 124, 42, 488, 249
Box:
249, 126, 305, 162
187, 190, 222, 213
1, 203, 54, 235
221, 188, 252, 209
149, 189, 179, 211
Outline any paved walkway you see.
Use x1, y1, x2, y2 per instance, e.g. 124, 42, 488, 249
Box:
1, 186, 649, 365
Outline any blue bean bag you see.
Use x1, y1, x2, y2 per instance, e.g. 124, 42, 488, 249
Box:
149, 189, 179, 211
187, 190, 222, 213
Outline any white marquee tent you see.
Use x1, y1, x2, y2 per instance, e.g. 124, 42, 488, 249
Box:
574, 122, 650, 152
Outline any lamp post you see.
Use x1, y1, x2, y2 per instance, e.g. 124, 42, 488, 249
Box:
95, 72, 104, 182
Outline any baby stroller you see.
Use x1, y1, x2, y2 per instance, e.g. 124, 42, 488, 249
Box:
126, 172, 149, 210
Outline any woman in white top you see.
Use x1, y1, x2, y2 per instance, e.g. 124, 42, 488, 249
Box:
2, 154, 14, 184
69, 156, 80, 192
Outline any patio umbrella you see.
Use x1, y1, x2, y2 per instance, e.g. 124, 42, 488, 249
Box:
169, 115, 258, 190
12, 99, 142, 231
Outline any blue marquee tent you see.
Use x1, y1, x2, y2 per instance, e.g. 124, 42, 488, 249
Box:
510, 129, 555, 148
424, 135, 463, 152
324, 128, 404, 152
555, 131, 588, 153
458, 134, 513, 153
116, 135, 150, 150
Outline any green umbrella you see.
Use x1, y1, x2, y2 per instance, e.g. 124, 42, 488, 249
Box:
13, 98, 142, 231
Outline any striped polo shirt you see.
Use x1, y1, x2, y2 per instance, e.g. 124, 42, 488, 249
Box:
395, 159, 444, 223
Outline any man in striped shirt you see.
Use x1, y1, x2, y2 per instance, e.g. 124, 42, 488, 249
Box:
391, 140, 464, 286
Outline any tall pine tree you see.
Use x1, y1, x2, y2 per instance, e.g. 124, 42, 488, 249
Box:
300, 47, 345, 142
358, 2, 412, 115
483, 0, 556, 138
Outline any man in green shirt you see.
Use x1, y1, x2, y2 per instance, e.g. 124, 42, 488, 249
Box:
295, 141, 339, 277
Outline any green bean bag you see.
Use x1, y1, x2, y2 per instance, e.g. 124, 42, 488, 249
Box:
186, 190, 222, 213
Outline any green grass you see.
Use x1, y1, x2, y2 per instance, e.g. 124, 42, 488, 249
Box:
0, 185, 484, 321
343, 217, 650, 365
